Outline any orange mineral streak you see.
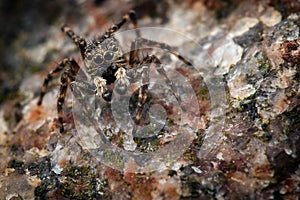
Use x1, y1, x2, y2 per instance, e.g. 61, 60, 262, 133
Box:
14, 104, 53, 150
28, 105, 48, 123
274, 95, 290, 114
58, 158, 69, 168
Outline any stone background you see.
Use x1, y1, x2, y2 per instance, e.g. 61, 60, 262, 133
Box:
0, 0, 299, 199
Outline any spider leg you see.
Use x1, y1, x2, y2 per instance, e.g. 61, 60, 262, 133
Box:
135, 55, 184, 124
135, 56, 150, 124
37, 58, 80, 106
56, 71, 69, 133
152, 56, 185, 111
129, 39, 141, 69
37, 58, 80, 133
61, 25, 87, 58
98, 10, 141, 42
57, 61, 81, 133
136, 37, 193, 66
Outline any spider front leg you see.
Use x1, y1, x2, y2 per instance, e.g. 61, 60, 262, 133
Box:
98, 10, 141, 43
38, 58, 79, 105
61, 25, 87, 58
58, 67, 84, 133
136, 37, 193, 66
37, 58, 80, 133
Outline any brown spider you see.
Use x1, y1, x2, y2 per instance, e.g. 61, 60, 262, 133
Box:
37, 10, 192, 133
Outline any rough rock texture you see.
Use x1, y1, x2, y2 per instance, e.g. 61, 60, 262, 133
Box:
0, 0, 299, 200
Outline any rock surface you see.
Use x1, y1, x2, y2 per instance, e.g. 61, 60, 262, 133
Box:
0, 0, 299, 199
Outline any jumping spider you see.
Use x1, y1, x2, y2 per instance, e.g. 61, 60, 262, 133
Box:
37, 10, 192, 133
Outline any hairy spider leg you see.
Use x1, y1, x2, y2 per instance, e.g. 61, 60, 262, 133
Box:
133, 37, 193, 112
57, 60, 80, 133
135, 56, 150, 124
37, 10, 193, 134
135, 55, 183, 124
136, 37, 193, 66
61, 25, 87, 58
37, 58, 79, 106
37, 58, 80, 133
94, 10, 141, 99
98, 10, 141, 43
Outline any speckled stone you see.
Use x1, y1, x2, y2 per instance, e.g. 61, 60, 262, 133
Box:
0, 1, 299, 199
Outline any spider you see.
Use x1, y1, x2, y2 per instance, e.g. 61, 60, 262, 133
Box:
37, 10, 192, 133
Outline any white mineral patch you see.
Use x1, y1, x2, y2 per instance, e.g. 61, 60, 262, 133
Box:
123, 133, 137, 152
5, 193, 20, 200
272, 89, 290, 115
230, 17, 259, 37
216, 152, 224, 160
228, 71, 256, 99
191, 166, 203, 174
52, 164, 63, 175
26, 147, 50, 157
171, 162, 183, 171
259, 7, 282, 27
230, 84, 256, 100
212, 38, 243, 75
273, 67, 297, 89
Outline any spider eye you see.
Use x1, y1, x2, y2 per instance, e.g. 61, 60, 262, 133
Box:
86, 53, 93, 60
94, 55, 104, 64
104, 51, 114, 60
112, 46, 118, 52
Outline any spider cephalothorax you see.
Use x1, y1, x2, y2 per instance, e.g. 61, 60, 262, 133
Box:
84, 37, 129, 100
84, 37, 124, 78
37, 10, 192, 133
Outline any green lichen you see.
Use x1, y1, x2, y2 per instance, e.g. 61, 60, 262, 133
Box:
233, 94, 259, 121
198, 87, 210, 101
282, 105, 300, 136
134, 131, 163, 153
103, 149, 124, 169
255, 51, 271, 77
61, 165, 109, 199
